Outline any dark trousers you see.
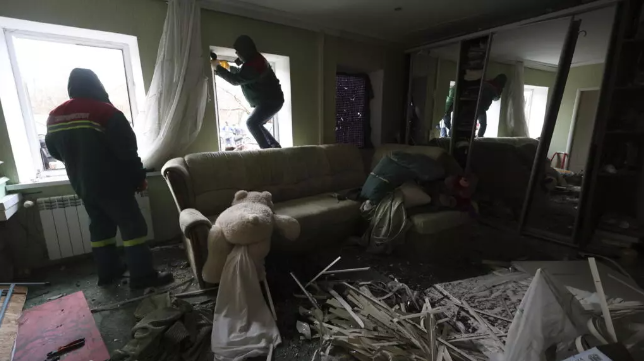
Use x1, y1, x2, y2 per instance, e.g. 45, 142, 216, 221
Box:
478, 112, 487, 137
84, 196, 154, 278
247, 102, 283, 149
442, 113, 451, 137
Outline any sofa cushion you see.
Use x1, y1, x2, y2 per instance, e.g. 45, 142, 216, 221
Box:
410, 211, 472, 235
273, 193, 361, 232
184, 144, 365, 216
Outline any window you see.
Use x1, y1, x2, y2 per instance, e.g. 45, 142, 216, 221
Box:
210, 46, 292, 151
524, 85, 549, 138
336, 74, 371, 147
0, 17, 145, 183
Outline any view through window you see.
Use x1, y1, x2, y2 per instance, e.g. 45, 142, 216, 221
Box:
12, 37, 133, 172
213, 56, 277, 151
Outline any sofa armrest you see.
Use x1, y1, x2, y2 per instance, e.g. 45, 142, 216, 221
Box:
163, 157, 195, 211
180, 208, 212, 235
179, 208, 212, 288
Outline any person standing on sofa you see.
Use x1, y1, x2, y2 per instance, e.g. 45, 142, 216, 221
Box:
45, 68, 174, 288
212, 35, 284, 149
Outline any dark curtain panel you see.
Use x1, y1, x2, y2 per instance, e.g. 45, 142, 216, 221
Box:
335, 73, 373, 148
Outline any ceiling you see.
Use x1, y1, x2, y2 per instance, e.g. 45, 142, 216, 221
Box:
429, 6, 615, 70
203, 0, 595, 45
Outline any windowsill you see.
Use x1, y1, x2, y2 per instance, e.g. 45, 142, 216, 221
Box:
6, 171, 163, 191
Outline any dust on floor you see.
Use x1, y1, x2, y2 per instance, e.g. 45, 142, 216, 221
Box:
20, 223, 578, 360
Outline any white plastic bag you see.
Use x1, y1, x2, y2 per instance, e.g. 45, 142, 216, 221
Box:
211, 245, 280, 360
502, 269, 589, 361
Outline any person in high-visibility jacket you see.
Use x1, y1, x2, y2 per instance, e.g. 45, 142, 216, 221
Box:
45, 68, 174, 288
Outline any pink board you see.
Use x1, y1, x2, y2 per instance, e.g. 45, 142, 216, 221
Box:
13, 291, 109, 361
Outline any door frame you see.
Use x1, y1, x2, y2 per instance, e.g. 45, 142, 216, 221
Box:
564, 87, 601, 169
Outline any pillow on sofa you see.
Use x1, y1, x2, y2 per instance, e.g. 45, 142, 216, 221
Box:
399, 181, 432, 208
360, 151, 445, 204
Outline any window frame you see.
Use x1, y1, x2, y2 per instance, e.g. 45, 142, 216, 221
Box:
0, 17, 145, 183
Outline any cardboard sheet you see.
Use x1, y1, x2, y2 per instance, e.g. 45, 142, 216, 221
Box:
13, 291, 109, 361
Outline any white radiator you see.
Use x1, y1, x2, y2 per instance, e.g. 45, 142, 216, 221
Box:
37, 192, 154, 260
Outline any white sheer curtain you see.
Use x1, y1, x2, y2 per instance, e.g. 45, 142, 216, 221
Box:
135, 0, 208, 169
501, 62, 530, 137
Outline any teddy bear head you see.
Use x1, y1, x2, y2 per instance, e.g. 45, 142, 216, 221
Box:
232, 190, 274, 209
215, 190, 275, 246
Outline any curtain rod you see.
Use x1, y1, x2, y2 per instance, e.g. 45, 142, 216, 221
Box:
406, 0, 620, 53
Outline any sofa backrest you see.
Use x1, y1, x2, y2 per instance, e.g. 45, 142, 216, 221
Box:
370, 144, 463, 176
163, 144, 365, 216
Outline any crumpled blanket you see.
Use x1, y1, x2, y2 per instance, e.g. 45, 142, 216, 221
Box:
111, 294, 213, 361
360, 189, 410, 254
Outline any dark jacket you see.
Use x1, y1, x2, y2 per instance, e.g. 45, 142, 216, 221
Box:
45, 68, 145, 200
215, 36, 283, 107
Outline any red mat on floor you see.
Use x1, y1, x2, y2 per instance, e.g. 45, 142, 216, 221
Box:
13, 291, 109, 361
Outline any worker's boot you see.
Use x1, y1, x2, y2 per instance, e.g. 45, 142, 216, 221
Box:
92, 242, 127, 286
123, 241, 174, 289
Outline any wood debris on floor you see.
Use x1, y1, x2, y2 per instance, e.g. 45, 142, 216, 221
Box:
291, 270, 530, 360
292, 258, 644, 361
0, 285, 28, 360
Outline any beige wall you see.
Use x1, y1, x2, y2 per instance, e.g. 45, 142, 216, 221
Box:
0, 0, 404, 267
549, 63, 605, 158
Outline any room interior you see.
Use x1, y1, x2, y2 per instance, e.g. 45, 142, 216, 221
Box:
405, 6, 616, 245
1, 0, 644, 359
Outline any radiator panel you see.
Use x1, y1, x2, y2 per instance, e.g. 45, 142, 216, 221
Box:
38, 193, 154, 261
51, 197, 73, 259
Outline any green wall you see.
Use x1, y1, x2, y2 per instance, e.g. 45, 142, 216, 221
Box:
549, 63, 605, 158
322, 35, 405, 144
0, 0, 404, 267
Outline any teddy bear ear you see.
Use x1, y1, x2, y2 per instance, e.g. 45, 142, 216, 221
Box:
234, 190, 248, 201
262, 191, 273, 201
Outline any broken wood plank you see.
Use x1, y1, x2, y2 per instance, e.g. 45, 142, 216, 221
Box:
607, 273, 644, 298
329, 289, 365, 328
175, 286, 218, 297
263, 280, 278, 321
91, 277, 193, 313
322, 267, 371, 275
442, 348, 454, 361
291, 272, 320, 309
393, 308, 445, 322
306, 256, 341, 287
461, 300, 504, 350
588, 258, 618, 343
0, 286, 27, 361
437, 338, 476, 361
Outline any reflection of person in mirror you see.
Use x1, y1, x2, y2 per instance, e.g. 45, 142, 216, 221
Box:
212, 35, 284, 149
476, 74, 507, 137
442, 74, 507, 138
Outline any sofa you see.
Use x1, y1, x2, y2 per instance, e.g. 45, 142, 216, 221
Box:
163, 144, 473, 288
